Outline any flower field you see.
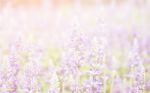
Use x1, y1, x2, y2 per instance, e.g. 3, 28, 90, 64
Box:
0, 0, 150, 93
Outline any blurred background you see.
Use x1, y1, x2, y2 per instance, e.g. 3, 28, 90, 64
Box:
0, 0, 150, 93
